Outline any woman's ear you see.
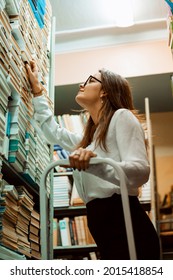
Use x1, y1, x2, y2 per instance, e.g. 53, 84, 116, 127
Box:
100, 91, 108, 97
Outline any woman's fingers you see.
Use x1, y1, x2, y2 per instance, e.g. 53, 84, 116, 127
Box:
30, 59, 37, 72
69, 148, 97, 171
25, 60, 40, 91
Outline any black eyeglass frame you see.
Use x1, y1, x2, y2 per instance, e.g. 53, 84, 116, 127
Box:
83, 75, 102, 87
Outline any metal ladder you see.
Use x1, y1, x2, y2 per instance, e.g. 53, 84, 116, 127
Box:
40, 157, 137, 260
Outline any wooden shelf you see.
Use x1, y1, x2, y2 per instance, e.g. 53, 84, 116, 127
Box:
54, 202, 151, 218
54, 206, 86, 217
53, 244, 98, 258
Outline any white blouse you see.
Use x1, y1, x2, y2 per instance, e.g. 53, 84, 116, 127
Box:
33, 95, 150, 204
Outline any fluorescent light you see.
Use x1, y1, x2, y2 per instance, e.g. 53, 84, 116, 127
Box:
114, 0, 134, 27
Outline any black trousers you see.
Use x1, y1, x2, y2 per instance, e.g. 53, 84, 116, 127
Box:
86, 193, 160, 260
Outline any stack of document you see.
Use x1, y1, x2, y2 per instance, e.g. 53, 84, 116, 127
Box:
0, 69, 11, 159
53, 175, 72, 208
0, 184, 19, 252
23, 128, 37, 186
8, 96, 28, 173
16, 185, 35, 258
34, 131, 51, 191
1, 0, 52, 186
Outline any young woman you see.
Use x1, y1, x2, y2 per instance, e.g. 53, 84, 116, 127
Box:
26, 60, 160, 260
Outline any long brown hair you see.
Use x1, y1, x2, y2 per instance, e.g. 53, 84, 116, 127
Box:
77, 69, 144, 151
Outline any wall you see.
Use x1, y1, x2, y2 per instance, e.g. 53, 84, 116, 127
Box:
55, 39, 173, 85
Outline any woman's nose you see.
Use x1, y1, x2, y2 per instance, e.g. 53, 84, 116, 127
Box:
79, 83, 84, 88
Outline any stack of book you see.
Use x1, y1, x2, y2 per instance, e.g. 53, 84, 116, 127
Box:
0, 1, 53, 189
7, 0, 52, 95
0, 182, 41, 259
28, 0, 46, 29
16, 185, 34, 258
53, 144, 72, 172
0, 72, 11, 159
53, 176, 72, 208
5, 0, 21, 16
0, 9, 11, 75
56, 114, 85, 134
0, 9, 12, 160
54, 144, 71, 161
0, 0, 5, 11
23, 129, 37, 186
70, 182, 84, 206
0, 184, 19, 251
29, 209, 40, 259
8, 96, 28, 173
34, 131, 51, 190
0, 157, 2, 177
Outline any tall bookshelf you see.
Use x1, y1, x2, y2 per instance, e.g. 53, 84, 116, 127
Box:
0, 0, 54, 260
157, 0, 173, 259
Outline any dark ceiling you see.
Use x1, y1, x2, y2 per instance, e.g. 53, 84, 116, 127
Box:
54, 72, 173, 115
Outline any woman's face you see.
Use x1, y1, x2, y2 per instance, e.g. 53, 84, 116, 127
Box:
75, 72, 104, 110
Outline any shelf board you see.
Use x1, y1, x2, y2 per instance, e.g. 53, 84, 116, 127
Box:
54, 205, 86, 217
140, 202, 151, 212
54, 171, 73, 176
54, 202, 151, 217
1, 158, 39, 197
54, 244, 97, 255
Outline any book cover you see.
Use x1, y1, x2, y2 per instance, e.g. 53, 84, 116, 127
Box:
59, 218, 71, 246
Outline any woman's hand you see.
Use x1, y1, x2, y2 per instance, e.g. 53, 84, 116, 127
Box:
69, 148, 97, 171
25, 59, 42, 94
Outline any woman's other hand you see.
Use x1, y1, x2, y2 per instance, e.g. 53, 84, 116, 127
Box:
25, 59, 42, 94
69, 148, 97, 171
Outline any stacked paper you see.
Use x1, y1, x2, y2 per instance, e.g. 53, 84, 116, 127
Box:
0, 69, 11, 159
16, 185, 34, 257
0, 1, 52, 187
34, 132, 51, 190
53, 176, 72, 208
0, 185, 19, 251
8, 95, 28, 173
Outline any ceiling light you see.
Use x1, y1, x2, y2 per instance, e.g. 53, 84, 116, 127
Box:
114, 0, 134, 27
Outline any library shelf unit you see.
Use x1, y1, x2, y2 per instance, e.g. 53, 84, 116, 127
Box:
0, 157, 40, 260
156, 1, 173, 260
0, 0, 55, 260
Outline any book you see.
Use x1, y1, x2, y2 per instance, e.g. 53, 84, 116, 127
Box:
59, 218, 72, 246
2, 184, 19, 201
70, 182, 84, 206
74, 216, 82, 245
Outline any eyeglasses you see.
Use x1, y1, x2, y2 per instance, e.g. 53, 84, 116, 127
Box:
83, 75, 102, 87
